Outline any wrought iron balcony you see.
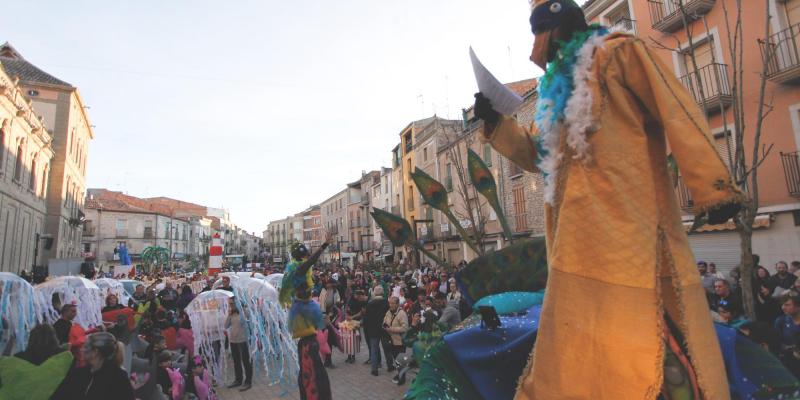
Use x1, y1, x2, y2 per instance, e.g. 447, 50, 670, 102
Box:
759, 23, 800, 84
611, 17, 637, 35
780, 151, 800, 198
678, 63, 733, 113
675, 175, 694, 212
647, 0, 716, 32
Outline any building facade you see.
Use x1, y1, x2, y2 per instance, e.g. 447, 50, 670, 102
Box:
0, 61, 55, 273
0, 43, 94, 262
584, 0, 800, 273
302, 205, 322, 253
320, 189, 347, 262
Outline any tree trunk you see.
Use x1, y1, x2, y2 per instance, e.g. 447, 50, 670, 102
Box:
738, 206, 756, 321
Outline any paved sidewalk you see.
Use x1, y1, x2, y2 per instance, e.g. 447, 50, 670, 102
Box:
216, 341, 409, 400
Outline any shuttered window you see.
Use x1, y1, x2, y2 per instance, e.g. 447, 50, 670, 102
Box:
714, 131, 734, 171
513, 186, 527, 231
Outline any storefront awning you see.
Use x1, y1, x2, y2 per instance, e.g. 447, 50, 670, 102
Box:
683, 214, 771, 233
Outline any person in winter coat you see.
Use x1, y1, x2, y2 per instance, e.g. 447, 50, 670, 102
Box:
382, 296, 409, 368
364, 286, 390, 376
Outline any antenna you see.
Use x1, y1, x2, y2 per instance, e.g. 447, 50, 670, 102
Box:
444, 75, 450, 119
508, 45, 514, 79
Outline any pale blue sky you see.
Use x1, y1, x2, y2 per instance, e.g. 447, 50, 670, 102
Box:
1, 1, 558, 234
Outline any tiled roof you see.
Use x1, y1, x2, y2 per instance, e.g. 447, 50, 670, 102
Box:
505, 78, 538, 97
0, 42, 71, 87
582, 0, 598, 10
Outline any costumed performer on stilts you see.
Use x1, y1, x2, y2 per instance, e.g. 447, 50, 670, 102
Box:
473, 1, 742, 398
279, 231, 333, 400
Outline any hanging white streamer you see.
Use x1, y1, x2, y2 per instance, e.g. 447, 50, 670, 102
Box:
35, 276, 104, 329
185, 290, 233, 385
0, 273, 47, 354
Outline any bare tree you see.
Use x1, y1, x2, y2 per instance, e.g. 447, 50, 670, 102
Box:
444, 128, 490, 257
650, 0, 775, 319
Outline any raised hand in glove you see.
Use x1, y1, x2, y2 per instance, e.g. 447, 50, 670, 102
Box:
473, 92, 500, 126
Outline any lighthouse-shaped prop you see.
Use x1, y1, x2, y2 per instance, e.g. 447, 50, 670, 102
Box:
208, 233, 224, 275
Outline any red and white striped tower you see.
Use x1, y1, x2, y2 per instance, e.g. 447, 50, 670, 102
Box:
208, 233, 224, 275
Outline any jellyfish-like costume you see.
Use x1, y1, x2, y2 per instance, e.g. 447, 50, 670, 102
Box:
185, 289, 233, 385
0, 272, 48, 354
35, 276, 104, 330
232, 277, 297, 390
279, 242, 331, 400
94, 277, 131, 306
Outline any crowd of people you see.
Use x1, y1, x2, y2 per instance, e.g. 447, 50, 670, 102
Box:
3, 272, 218, 400
701, 258, 800, 377
299, 262, 470, 381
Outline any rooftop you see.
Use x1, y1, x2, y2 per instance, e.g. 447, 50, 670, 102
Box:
0, 42, 72, 88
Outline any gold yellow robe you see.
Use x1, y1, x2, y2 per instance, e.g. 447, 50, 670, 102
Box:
484, 33, 742, 399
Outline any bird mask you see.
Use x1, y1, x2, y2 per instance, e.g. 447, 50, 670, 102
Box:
529, 0, 585, 69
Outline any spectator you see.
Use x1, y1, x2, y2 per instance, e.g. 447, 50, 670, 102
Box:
319, 279, 341, 316
790, 261, 800, 278
774, 295, 800, 377
225, 297, 252, 391
156, 350, 174, 396
158, 282, 179, 310
54, 304, 77, 346
55, 332, 135, 400
707, 279, 744, 320
218, 276, 234, 292
132, 284, 146, 304
435, 292, 461, 330
697, 261, 715, 293
708, 263, 725, 280
383, 296, 409, 372
770, 261, 797, 298
102, 294, 125, 313
446, 281, 461, 303
175, 284, 195, 311
364, 285, 390, 376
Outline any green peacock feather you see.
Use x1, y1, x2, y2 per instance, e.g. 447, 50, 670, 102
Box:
410, 168, 481, 255
371, 207, 447, 267
467, 148, 514, 242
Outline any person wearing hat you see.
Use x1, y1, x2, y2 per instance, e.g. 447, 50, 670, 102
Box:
473, 1, 741, 398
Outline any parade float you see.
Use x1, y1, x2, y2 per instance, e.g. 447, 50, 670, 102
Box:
371, 149, 800, 400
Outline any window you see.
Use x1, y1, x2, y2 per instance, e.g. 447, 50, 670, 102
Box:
29, 158, 37, 191
13, 143, 23, 182
406, 159, 412, 174
483, 144, 492, 166
513, 186, 527, 231
714, 131, 735, 171
144, 220, 153, 238
423, 147, 428, 161
0, 124, 5, 170
783, 0, 800, 26
40, 166, 48, 198
116, 219, 128, 237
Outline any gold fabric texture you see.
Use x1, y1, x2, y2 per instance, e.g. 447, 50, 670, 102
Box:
485, 34, 740, 399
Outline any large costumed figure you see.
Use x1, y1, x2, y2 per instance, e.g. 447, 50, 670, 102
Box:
279, 232, 333, 400
472, 0, 744, 398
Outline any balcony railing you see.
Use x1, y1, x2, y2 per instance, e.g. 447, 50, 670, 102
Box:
780, 151, 800, 198
612, 17, 637, 35
678, 63, 733, 113
83, 227, 96, 236
647, 0, 716, 32
675, 175, 694, 211
759, 23, 800, 84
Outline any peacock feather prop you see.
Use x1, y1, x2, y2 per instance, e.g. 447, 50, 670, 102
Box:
370, 207, 446, 267
410, 167, 481, 255
466, 148, 514, 242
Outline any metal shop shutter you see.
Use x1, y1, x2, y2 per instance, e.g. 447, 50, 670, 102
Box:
687, 231, 742, 276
